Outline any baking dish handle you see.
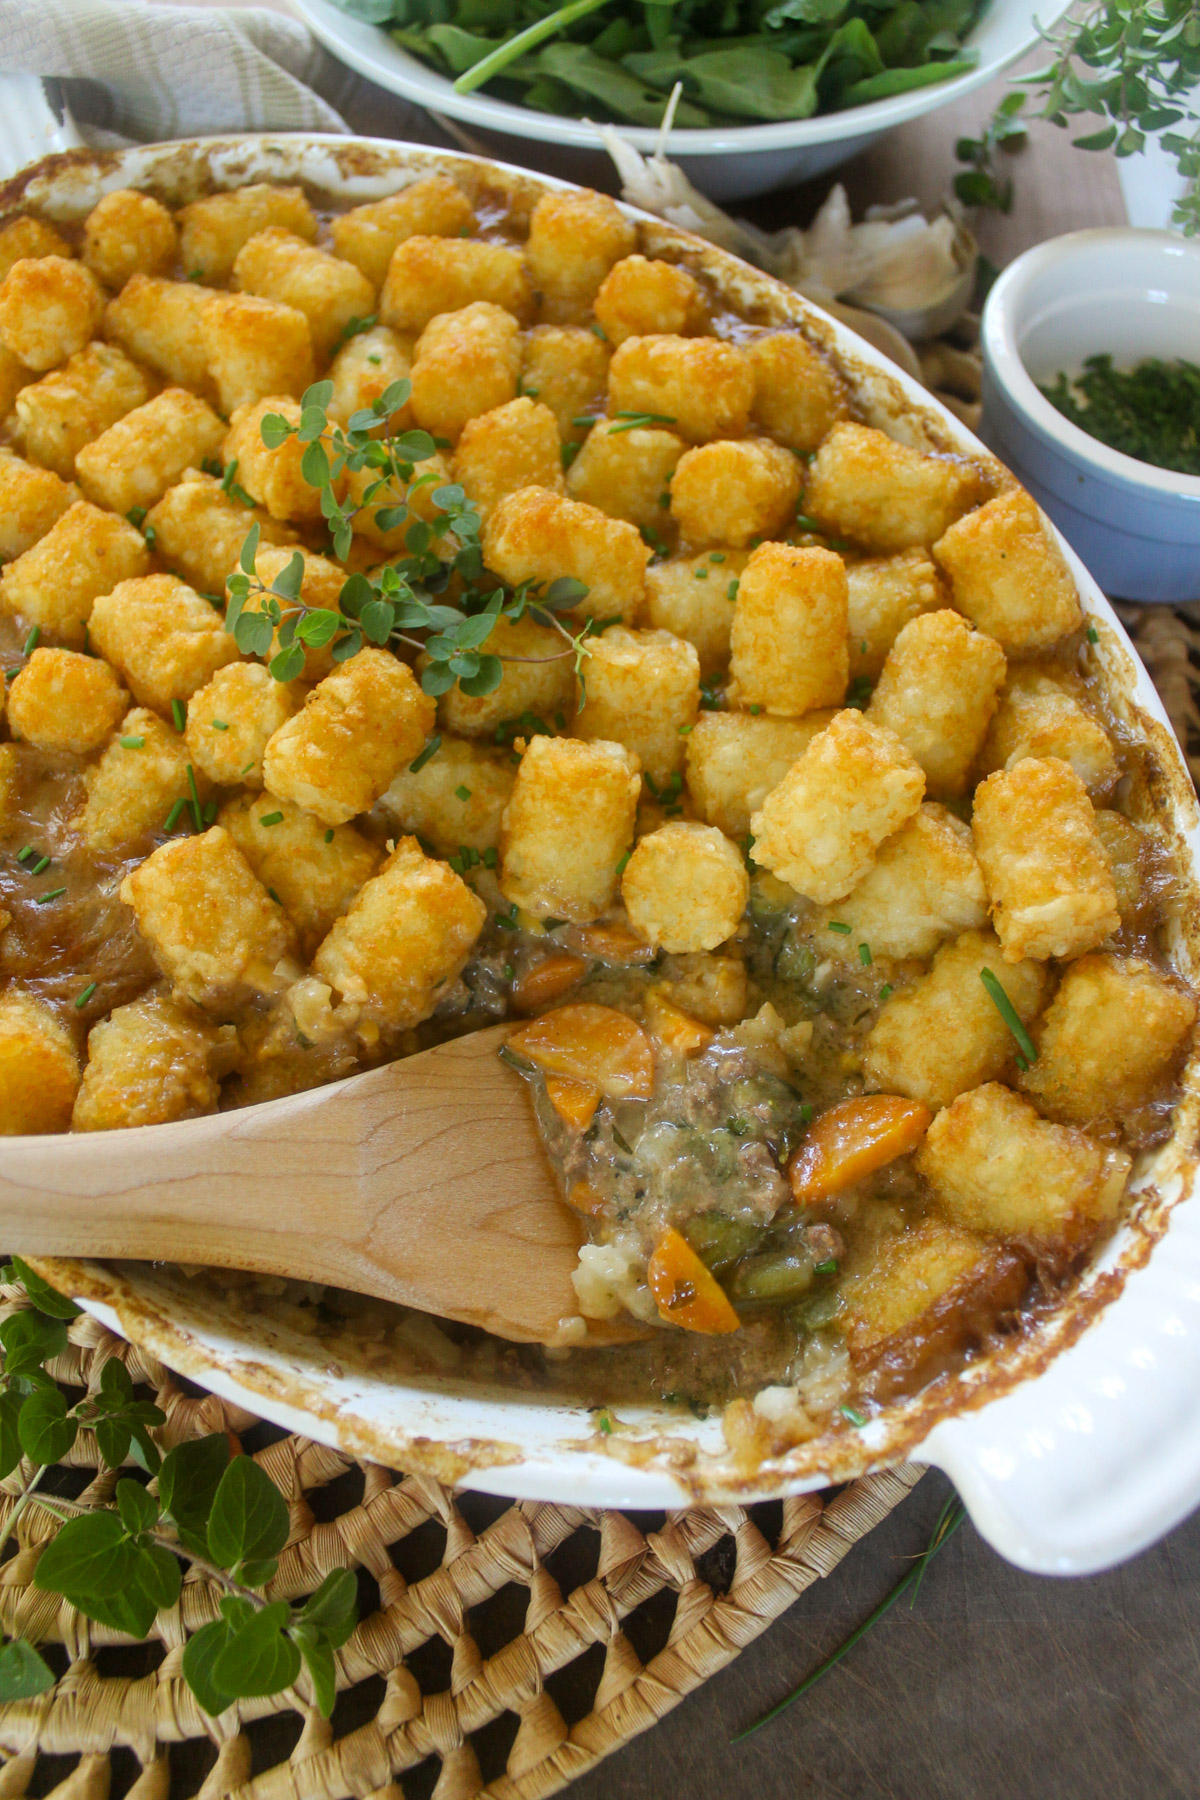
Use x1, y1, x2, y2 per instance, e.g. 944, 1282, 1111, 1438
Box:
0, 75, 83, 185
912, 1186, 1200, 1574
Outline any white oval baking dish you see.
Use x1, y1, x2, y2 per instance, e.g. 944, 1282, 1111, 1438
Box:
3, 135, 1199, 1575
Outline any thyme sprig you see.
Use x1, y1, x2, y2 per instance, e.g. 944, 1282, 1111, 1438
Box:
956, 0, 1200, 234
227, 380, 604, 700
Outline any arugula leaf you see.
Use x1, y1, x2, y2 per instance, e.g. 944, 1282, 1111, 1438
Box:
840, 53, 974, 104
206, 1456, 290, 1578
648, 45, 822, 119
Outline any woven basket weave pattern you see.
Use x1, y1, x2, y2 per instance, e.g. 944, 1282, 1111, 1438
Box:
0, 1299, 921, 1800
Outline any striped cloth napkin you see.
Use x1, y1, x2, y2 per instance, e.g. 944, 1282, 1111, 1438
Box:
0, 0, 430, 146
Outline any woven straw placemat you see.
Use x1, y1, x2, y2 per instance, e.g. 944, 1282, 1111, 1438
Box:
0, 606, 1193, 1800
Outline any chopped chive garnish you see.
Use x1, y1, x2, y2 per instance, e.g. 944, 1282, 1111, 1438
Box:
409, 735, 441, 774
35, 887, 66, 904
259, 810, 284, 827
267, 886, 282, 904
15, 846, 33, 864
800, 1103, 814, 1124
455, 784, 472, 801
503, 962, 514, 980
144, 524, 157, 550
120, 734, 145, 749
164, 798, 185, 832
561, 441, 580, 470
171, 699, 186, 732
75, 982, 96, 1009
324, 828, 334, 843
814, 1258, 838, 1275
22, 626, 39, 656
495, 904, 519, 931
483, 846, 498, 868
841, 1405, 868, 1428
615, 850, 630, 875
448, 853, 465, 874
186, 764, 203, 832
127, 507, 147, 528
571, 414, 598, 428
727, 580, 740, 601
827, 920, 851, 934
678, 722, 693, 735
858, 942, 872, 966
612, 1127, 633, 1154
590, 323, 607, 341
748, 703, 761, 715
658, 491, 671, 508
980, 967, 1038, 1063
709, 551, 726, 563
240, 760, 256, 776
542, 916, 566, 930
203, 799, 219, 825
1087, 625, 1099, 644
879, 983, 893, 1002
30, 856, 50, 876
694, 567, 709, 580
211, 719, 229, 731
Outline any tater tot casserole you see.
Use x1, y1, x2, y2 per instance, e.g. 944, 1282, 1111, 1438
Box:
1, 151, 1197, 1472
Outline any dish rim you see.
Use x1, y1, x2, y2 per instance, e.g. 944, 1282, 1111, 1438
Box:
3, 130, 1200, 1568
980, 226, 1200, 506
290, 0, 1072, 154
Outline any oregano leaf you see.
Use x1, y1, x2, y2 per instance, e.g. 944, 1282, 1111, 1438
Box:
297, 609, 343, 647
271, 552, 306, 604
0, 1639, 54, 1701
8, 1258, 79, 1320
331, 629, 363, 663
458, 654, 504, 698
1, 1311, 68, 1378
270, 642, 307, 683
393, 429, 436, 462
297, 1636, 337, 1717
212, 1601, 301, 1699
239, 522, 261, 575
128, 1419, 162, 1476
35, 1511, 135, 1601
359, 599, 394, 644
94, 1417, 132, 1471
301, 439, 331, 488
0, 1391, 22, 1480
181, 1617, 238, 1717
237, 1557, 280, 1589
420, 663, 456, 697
116, 1478, 158, 1537
159, 1433, 231, 1557
543, 576, 590, 610
17, 1386, 77, 1465
452, 611, 500, 650
206, 1456, 290, 1574
99, 1358, 134, 1407
301, 379, 334, 413
298, 1567, 359, 1647
136, 1542, 182, 1613
259, 414, 294, 450
378, 378, 412, 415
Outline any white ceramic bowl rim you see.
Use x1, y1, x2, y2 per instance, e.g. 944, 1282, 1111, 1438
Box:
292, 0, 1072, 152
982, 226, 1200, 504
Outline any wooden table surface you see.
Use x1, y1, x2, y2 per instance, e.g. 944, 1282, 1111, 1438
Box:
104, 17, 1181, 1798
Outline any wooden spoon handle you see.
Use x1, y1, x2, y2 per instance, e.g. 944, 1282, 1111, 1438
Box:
0, 1027, 586, 1344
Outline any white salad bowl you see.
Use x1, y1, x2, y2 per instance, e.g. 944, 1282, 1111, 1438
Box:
980, 228, 1200, 603
292, 0, 1069, 200
4, 135, 1200, 1576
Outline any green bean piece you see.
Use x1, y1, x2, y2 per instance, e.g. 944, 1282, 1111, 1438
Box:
729, 1251, 816, 1304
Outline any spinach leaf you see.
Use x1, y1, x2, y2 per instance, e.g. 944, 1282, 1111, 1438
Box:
537, 42, 711, 124
840, 52, 975, 103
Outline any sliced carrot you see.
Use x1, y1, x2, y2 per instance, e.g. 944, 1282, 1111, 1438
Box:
788, 1094, 933, 1204
508, 1003, 655, 1100
647, 1227, 741, 1335
567, 1178, 605, 1216
575, 920, 655, 964
644, 987, 714, 1058
547, 1076, 600, 1131
511, 952, 588, 1014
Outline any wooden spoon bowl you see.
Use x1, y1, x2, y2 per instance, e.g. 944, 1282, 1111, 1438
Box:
0, 1025, 593, 1345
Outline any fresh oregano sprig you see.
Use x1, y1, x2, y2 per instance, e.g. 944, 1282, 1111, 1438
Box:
0, 1259, 359, 1716
956, 0, 1200, 234
226, 380, 607, 701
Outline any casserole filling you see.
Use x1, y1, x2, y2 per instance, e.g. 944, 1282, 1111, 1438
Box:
0, 172, 1194, 1464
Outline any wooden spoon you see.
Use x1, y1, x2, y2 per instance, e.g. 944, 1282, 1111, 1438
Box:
0, 1025, 596, 1346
